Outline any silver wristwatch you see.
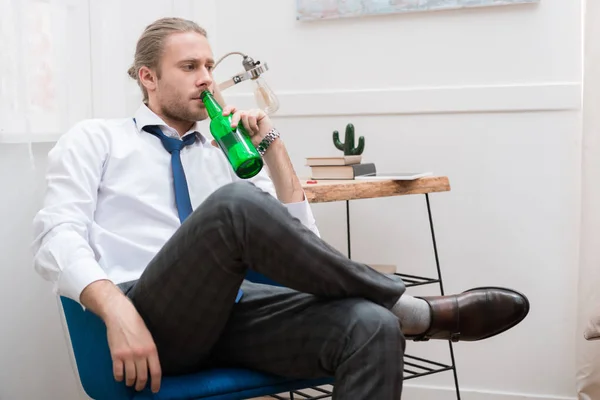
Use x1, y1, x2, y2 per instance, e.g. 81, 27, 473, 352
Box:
257, 128, 281, 156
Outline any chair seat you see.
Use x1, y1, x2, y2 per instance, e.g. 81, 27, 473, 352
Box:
60, 282, 334, 400
132, 368, 333, 400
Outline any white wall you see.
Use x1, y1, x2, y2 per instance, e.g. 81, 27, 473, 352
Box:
217, 0, 582, 399
0, 0, 582, 399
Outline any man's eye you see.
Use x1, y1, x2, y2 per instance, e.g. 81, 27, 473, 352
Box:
206, 65, 214, 72
183, 64, 194, 71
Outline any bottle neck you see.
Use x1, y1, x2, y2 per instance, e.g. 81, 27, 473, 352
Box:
200, 90, 223, 119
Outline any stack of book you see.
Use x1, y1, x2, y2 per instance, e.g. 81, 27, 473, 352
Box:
306, 155, 376, 180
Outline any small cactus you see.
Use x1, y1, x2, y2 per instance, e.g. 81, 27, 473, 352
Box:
333, 123, 365, 155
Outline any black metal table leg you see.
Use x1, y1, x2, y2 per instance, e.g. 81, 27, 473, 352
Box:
346, 200, 351, 259
425, 194, 461, 400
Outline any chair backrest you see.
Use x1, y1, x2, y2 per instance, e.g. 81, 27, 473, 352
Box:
60, 296, 132, 400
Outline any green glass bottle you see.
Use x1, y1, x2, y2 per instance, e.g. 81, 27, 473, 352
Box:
200, 90, 264, 179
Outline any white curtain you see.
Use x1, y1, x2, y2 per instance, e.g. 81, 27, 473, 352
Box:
577, 0, 600, 398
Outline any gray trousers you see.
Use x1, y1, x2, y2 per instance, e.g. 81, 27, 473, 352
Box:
124, 182, 407, 399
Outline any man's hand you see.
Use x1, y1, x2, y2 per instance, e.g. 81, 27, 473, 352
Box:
223, 105, 272, 146
105, 297, 162, 393
220, 104, 304, 204
80, 280, 162, 393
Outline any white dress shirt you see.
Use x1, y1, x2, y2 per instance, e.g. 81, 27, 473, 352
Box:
32, 104, 319, 304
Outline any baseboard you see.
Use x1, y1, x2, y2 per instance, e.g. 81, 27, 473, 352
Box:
222, 82, 581, 118
402, 384, 576, 400
257, 384, 575, 400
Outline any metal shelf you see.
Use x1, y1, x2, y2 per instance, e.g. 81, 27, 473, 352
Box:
395, 272, 440, 288
403, 354, 453, 380
271, 386, 332, 400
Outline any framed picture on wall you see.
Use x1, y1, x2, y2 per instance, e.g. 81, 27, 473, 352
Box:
296, 0, 540, 21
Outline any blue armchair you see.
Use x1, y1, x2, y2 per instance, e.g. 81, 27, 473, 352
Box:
59, 271, 334, 399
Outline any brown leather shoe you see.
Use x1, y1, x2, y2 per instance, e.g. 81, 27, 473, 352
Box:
410, 287, 530, 342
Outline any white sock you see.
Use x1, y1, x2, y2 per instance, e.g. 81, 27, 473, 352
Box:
391, 295, 431, 335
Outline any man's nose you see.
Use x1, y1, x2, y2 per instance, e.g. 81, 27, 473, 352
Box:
196, 68, 213, 88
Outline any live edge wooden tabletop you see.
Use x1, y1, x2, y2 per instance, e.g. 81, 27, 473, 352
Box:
300, 176, 451, 204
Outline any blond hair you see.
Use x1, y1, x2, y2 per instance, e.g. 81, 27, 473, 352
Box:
127, 17, 207, 103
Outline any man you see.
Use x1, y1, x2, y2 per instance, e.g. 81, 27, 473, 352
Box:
32, 17, 529, 399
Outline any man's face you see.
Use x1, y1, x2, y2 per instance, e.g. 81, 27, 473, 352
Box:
151, 31, 215, 123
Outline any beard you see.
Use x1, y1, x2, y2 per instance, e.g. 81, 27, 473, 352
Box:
160, 96, 207, 125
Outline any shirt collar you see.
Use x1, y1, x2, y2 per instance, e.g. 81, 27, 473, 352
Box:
133, 103, 208, 145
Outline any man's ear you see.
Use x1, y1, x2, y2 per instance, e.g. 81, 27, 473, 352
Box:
139, 66, 157, 94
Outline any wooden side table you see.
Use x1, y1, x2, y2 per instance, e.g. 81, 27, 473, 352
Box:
281, 176, 462, 400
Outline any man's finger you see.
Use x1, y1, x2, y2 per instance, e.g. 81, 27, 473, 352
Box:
125, 359, 136, 387
241, 114, 252, 134
134, 358, 148, 391
230, 111, 243, 129
222, 105, 236, 116
148, 353, 162, 393
248, 113, 260, 134
113, 359, 124, 382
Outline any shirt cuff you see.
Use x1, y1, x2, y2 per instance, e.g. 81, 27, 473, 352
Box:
57, 259, 110, 303
284, 195, 316, 229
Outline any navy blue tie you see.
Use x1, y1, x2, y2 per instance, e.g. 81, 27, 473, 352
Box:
143, 125, 196, 223
142, 122, 244, 303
